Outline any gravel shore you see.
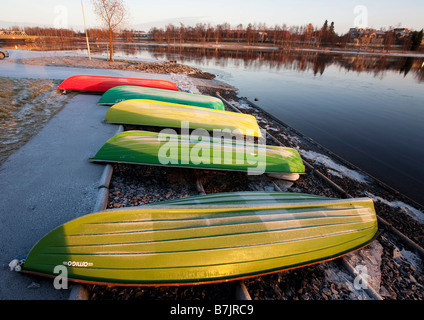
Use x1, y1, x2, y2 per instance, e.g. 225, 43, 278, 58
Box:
9, 55, 216, 79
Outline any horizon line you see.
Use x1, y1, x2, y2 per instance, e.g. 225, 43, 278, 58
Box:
0, 20, 422, 36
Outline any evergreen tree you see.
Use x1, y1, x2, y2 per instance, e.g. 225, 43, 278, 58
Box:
329, 22, 335, 35
320, 20, 329, 44
329, 21, 336, 44
410, 29, 423, 51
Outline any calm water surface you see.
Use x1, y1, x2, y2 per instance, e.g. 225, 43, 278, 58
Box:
9, 42, 424, 205
224, 61, 424, 204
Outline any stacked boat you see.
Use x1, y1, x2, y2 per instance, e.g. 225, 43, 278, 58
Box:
14, 74, 378, 286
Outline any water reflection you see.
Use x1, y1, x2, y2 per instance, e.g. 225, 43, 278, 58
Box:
4, 41, 423, 82
141, 45, 424, 82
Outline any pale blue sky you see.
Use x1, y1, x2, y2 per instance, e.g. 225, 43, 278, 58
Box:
0, 0, 423, 34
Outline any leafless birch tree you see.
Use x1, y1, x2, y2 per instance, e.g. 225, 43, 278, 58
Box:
92, 0, 128, 61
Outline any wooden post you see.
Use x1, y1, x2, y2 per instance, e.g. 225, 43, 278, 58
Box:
80, 0, 91, 60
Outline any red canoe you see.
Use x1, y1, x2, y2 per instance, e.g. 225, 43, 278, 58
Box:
57, 74, 179, 92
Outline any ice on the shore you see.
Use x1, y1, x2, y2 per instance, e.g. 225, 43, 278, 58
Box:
300, 150, 369, 183
392, 244, 423, 273
322, 262, 352, 290
323, 240, 384, 300
344, 240, 384, 293
1, 49, 178, 82
170, 73, 201, 94
322, 261, 370, 300
228, 100, 253, 110
365, 192, 424, 224
398, 248, 422, 272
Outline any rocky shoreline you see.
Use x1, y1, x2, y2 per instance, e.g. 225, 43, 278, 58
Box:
86, 76, 424, 300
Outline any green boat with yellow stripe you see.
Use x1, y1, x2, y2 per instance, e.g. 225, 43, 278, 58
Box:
98, 85, 226, 110
19, 192, 378, 286
89, 130, 305, 180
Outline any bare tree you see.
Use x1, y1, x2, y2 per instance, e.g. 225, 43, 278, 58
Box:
92, 0, 128, 61
165, 24, 175, 44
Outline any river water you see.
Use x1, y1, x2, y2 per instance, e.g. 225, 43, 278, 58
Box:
4, 42, 424, 205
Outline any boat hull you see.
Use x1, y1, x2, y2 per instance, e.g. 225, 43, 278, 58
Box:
57, 75, 178, 92
151, 191, 334, 206
21, 192, 378, 286
89, 130, 305, 176
105, 99, 262, 137
98, 85, 226, 110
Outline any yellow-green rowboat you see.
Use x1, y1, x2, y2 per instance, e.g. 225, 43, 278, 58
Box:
105, 99, 262, 138
98, 85, 225, 110
19, 192, 378, 286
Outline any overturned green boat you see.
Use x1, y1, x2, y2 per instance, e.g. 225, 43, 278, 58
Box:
98, 85, 225, 110
19, 192, 378, 286
89, 130, 305, 179
105, 99, 263, 137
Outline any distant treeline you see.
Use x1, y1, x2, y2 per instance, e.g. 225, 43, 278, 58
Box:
148, 21, 423, 50
5, 21, 423, 50
149, 21, 340, 46
7, 26, 109, 39
17, 26, 83, 38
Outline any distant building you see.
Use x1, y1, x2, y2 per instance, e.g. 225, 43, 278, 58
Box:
133, 31, 148, 39
349, 27, 399, 46
257, 31, 268, 42
393, 28, 410, 43
348, 28, 359, 42
0, 29, 28, 36
394, 28, 409, 35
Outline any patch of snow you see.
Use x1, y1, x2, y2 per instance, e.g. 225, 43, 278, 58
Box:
400, 248, 422, 272
327, 169, 343, 179
1, 49, 180, 82
344, 240, 384, 294
324, 241, 385, 300
364, 192, 424, 224
392, 244, 422, 273
300, 150, 369, 183
228, 100, 253, 110
170, 73, 201, 94
264, 125, 279, 132
322, 261, 370, 300
287, 135, 302, 148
